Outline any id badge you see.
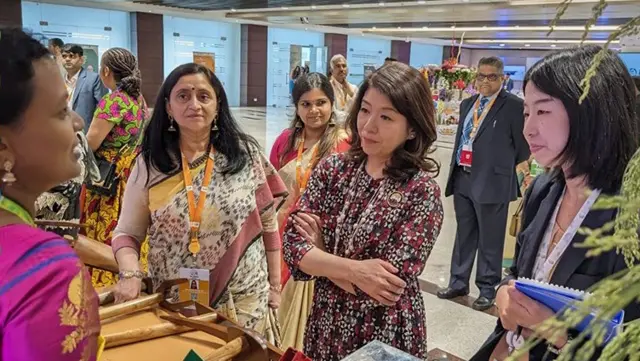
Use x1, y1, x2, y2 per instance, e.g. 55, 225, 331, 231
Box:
178, 267, 210, 305
459, 143, 473, 167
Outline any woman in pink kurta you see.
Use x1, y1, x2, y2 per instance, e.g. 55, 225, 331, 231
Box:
0, 28, 100, 360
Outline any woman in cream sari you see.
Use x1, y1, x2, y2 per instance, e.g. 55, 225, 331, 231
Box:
270, 72, 349, 350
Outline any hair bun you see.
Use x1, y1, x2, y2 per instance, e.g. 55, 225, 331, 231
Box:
119, 70, 142, 99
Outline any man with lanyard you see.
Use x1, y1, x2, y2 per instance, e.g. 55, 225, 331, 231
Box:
329, 54, 358, 124
439, 56, 530, 311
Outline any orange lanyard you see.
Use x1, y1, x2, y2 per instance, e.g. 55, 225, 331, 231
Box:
295, 135, 319, 192
180, 146, 215, 257
470, 96, 497, 138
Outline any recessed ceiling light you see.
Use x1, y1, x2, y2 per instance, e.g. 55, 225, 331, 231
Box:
551, 44, 557, 47
311, 5, 317, 9
499, 43, 505, 47
342, 3, 350, 7
450, 25, 455, 28
379, 2, 385, 6
372, 26, 377, 29
417, 0, 426, 3
282, 6, 288, 9
231, 8, 236, 12
422, 26, 428, 29
397, 26, 401, 29
525, 44, 530, 47
235, 20, 239, 23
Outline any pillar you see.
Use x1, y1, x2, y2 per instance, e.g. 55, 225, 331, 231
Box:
132, 12, 164, 107
391, 40, 411, 64
240, 24, 268, 107
0, 0, 22, 27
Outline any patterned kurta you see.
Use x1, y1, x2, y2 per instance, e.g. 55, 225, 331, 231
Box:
283, 154, 444, 361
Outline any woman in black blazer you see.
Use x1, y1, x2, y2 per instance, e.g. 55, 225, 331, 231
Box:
471, 46, 640, 360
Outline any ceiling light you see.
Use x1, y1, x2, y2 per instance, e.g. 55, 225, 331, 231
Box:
417, 0, 426, 3
372, 26, 377, 29
342, 3, 350, 7
379, 2, 385, 6
365, 24, 619, 32
466, 39, 619, 44
397, 26, 401, 29
499, 43, 505, 47
422, 26, 428, 29
551, 44, 557, 47
231, 8, 236, 12
281, 6, 288, 9
311, 5, 317, 9
525, 44, 530, 47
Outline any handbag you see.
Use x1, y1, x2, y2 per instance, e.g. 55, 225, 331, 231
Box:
508, 199, 524, 237
86, 142, 134, 197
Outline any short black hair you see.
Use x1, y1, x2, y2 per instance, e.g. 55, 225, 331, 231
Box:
0, 27, 52, 126
478, 56, 504, 74
524, 45, 639, 193
61, 44, 83, 56
384, 57, 397, 62
48, 38, 64, 48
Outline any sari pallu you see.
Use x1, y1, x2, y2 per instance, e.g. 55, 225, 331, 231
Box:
115, 149, 287, 344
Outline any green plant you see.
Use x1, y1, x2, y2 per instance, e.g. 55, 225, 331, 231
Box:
505, 1, 640, 360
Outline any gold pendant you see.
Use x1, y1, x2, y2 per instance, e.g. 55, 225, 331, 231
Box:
188, 240, 201, 255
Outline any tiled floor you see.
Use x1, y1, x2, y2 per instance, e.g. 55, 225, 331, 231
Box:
232, 106, 497, 360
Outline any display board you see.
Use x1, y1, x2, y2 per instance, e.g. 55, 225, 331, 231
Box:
346, 37, 391, 86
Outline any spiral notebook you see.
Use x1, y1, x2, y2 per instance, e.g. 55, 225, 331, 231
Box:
515, 278, 624, 344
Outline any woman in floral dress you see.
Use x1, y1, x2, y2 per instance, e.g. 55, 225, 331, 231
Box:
283, 62, 444, 360
82, 47, 147, 287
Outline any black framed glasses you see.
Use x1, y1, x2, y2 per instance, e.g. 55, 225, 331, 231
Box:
476, 73, 502, 82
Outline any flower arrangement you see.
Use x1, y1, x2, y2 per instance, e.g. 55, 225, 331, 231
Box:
421, 59, 476, 90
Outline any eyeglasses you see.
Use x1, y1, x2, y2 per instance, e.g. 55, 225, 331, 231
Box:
476, 73, 502, 82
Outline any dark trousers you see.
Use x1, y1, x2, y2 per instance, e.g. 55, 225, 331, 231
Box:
448, 167, 509, 299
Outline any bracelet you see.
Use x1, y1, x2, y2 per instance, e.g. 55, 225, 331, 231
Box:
118, 270, 146, 279
269, 284, 282, 292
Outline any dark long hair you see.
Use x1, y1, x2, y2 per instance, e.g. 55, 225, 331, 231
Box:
0, 27, 51, 127
346, 62, 439, 181
141, 63, 259, 183
524, 45, 638, 193
281, 72, 343, 169
102, 47, 142, 99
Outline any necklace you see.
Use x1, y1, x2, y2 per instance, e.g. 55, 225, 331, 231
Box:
333, 162, 388, 256
188, 152, 210, 169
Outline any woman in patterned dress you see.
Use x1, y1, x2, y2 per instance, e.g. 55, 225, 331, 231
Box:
269, 72, 350, 350
0, 28, 99, 360
283, 62, 444, 360
110, 63, 287, 343
81, 48, 147, 287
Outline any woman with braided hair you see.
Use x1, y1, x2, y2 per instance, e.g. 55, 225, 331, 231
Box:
82, 47, 148, 287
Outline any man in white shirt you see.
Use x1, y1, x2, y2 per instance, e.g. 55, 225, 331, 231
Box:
329, 54, 358, 123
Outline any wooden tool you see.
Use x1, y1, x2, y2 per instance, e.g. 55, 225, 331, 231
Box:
100, 293, 164, 321
160, 314, 270, 361
103, 312, 218, 349
65, 234, 120, 273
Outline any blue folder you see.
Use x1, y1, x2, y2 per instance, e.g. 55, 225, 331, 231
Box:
515, 278, 624, 344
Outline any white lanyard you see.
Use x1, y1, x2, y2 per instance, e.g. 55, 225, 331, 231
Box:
532, 187, 601, 282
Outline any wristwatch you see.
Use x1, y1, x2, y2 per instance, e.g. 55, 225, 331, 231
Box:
547, 336, 573, 355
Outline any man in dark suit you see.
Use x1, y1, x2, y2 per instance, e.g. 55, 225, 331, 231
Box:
438, 56, 530, 310
503, 73, 514, 92
61, 44, 108, 132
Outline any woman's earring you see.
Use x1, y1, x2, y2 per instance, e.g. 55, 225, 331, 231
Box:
2, 161, 16, 185
168, 115, 176, 132
212, 114, 219, 132
295, 119, 303, 129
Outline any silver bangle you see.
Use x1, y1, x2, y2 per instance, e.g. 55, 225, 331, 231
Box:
118, 270, 146, 279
